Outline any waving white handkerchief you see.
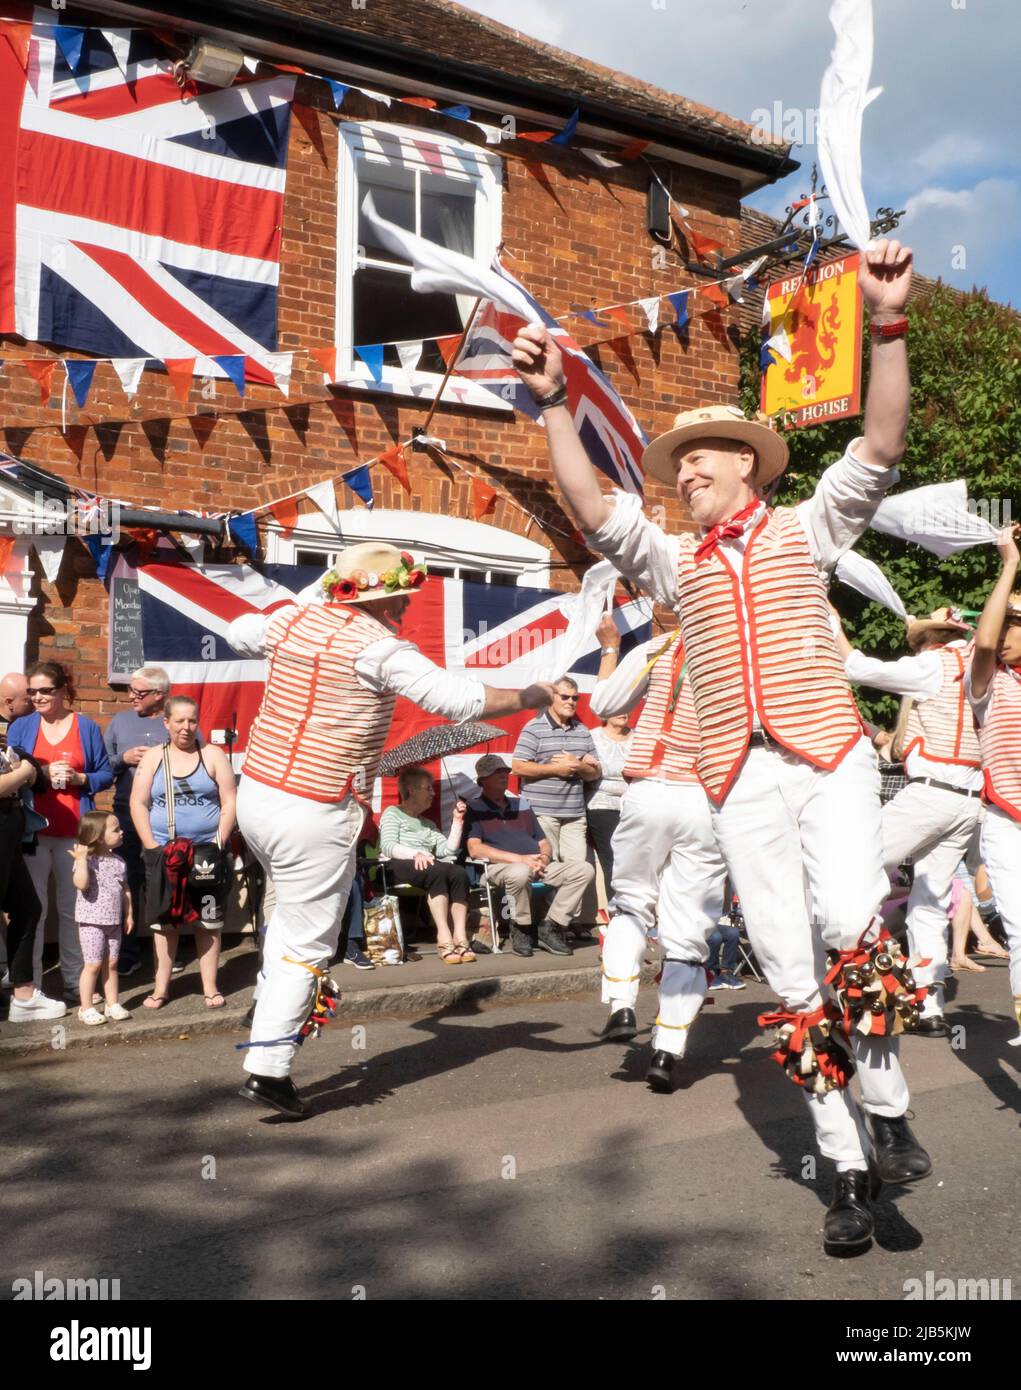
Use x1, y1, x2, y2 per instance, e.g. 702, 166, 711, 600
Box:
818, 0, 882, 252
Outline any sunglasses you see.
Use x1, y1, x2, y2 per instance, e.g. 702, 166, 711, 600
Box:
128, 687, 158, 698
29, 686, 59, 698
555, 693, 579, 701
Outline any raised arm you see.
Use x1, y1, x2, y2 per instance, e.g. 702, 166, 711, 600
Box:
969, 525, 1021, 700
357, 640, 553, 723
858, 240, 913, 471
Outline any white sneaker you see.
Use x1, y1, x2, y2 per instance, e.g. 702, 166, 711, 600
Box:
7, 989, 67, 1022
104, 1002, 131, 1022
77, 1006, 107, 1026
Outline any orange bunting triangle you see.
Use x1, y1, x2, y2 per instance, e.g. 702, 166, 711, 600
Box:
0, 535, 15, 572
273, 62, 305, 74
688, 230, 724, 262
471, 477, 498, 521
2, 21, 32, 71
603, 306, 630, 328
606, 336, 640, 385
311, 346, 338, 380
435, 335, 462, 368
127, 528, 158, 564
163, 358, 195, 406
402, 96, 437, 109
61, 426, 89, 462
269, 496, 300, 537
188, 414, 218, 451
701, 282, 730, 308
518, 129, 555, 142
24, 360, 56, 405
619, 138, 650, 162
378, 443, 411, 494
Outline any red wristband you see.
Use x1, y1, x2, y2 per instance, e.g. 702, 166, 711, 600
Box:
870, 315, 909, 340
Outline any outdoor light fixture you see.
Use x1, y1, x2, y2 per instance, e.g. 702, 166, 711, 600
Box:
177, 37, 244, 89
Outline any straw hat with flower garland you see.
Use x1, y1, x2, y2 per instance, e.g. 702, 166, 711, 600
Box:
905, 605, 972, 652
319, 542, 427, 606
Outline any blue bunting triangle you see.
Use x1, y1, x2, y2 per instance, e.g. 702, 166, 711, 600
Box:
760, 340, 777, 370
213, 354, 247, 397
343, 465, 374, 510
666, 290, 690, 327
441, 104, 471, 121
84, 533, 114, 582
354, 344, 385, 384
550, 107, 580, 147
228, 513, 258, 555
65, 360, 97, 409
53, 26, 86, 73
327, 80, 349, 109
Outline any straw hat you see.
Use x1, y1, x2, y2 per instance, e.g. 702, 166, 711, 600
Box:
319, 542, 426, 606
905, 606, 971, 651
642, 404, 789, 489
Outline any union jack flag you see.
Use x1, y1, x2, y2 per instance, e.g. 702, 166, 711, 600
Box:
135, 558, 651, 811
0, 8, 294, 384
455, 265, 648, 495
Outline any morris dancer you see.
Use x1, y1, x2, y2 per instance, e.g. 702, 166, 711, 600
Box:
227, 543, 553, 1118
835, 606, 983, 1036
590, 614, 726, 1093
965, 525, 1021, 1047
513, 240, 931, 1254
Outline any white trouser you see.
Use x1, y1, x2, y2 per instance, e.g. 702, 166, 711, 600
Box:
979, 807, 1021, 1033
882, 781, 983, 1014
26, 835, 83, 991
712, 738, 908, 1169
602, 778, 727, 1056
238, 779, 363, 1079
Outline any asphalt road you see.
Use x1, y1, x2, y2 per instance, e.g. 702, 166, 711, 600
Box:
3, 967, 1019, 1302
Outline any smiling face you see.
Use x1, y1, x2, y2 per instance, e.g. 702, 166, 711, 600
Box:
27, 674, 70, 718
673, 436, 759, 528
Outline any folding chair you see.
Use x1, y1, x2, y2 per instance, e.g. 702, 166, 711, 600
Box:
729, 902, 764, 983
466, 861, 555, 953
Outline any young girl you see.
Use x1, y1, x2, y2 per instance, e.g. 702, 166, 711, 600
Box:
70, 811, 133, 1025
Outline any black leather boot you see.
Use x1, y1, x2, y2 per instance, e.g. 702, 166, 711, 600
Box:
914, 1015, 949, 1037
239, 1073, 306, 1120
870, 1113, 932, 1183
601, 1007, 637, 1041
646, 1050, 677, 1093
823, 1170, 874, 1252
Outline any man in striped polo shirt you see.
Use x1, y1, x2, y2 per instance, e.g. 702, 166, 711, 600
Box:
512, 240, 933, 1256
511, 676, 601, 938
227, 543, 555, 1119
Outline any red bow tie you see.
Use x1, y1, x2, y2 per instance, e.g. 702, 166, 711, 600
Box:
694, 501, 762, 564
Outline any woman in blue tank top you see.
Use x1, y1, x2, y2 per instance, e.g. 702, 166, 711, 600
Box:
130, 696, 237, 1011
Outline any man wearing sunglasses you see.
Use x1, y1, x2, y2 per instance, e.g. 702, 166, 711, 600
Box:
104, 668, 178, 975
511, 676, 602, 940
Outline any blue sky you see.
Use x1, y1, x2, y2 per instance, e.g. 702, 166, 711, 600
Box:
463, 0, 1019, 307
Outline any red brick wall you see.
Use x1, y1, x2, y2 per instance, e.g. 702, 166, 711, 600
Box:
2, 78, 746, 725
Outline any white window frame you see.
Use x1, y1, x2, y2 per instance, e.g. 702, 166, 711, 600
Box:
266, 509, 550, 588
334, 121, 510, 411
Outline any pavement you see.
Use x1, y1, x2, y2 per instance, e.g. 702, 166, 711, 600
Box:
2, 959, 1018, 1300
0, 931, 656, 1056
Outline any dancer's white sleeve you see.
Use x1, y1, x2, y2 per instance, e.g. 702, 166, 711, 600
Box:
226, 609, 288, 657
590, 641, 653, 719
583, 491, 681, 608
356, 638, 487, 722
796, 440, 900, 572
844, 648, 941, 700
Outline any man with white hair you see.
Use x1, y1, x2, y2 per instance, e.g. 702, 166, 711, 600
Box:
104, 667, 173, 975
513, 239, 930, 1255
227, 543, 555, 1119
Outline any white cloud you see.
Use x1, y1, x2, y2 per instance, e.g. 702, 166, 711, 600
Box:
462, 0, 569, 47
914, 134, 987, 177
898, 178, 1021, 300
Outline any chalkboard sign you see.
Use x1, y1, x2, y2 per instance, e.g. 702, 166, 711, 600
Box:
109, 574, 144, 682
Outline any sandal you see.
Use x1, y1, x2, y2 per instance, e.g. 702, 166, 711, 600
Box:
950, 956, 986, 974
204, 992, 226, 1008
143, 995, 168, 1010
454, 943, 477, 963
437, 943, 461, 965
973, 945, 1009, 959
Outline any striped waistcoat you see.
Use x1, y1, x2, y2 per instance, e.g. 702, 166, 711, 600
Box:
676, 507, 863, 805
979, 664, 1021, 822
901, 646, 980, 769
243, 603, 397, 803
622, 633, 699, 784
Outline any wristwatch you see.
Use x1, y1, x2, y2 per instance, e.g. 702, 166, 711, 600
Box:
600, 646, 619, 656
532, 384, 568, 411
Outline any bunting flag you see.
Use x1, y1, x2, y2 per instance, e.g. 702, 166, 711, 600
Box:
518, 128, 556, 143
327, 79, 349, 109
264, 352, 293, 397
441, 105, 472, 121
84, 532, 114, 582
268, 496, 299, 537
435, 334, 463, 368
24, 360, 56, 405
638, 297, 660, 334
354, 344, 385, 383
550, 108, 580, 147
688, 230, 724, 262
65, 359, 98, 408
580, 147, 621, 169
212, 355, 247, 397
396, 340, 424, 384
163, 358, 196, 407
111, 358, 146, 399
0, 534, 17, 573
378, 442, 411, 493
102, 28, 131, 77
305, 478, 340, 530
701, 282, 730, 308
0, 19, 296, 385
342, 464, 374, 509
471, 476, 497, 520
619, 138, 650, 162
228, 513, 258, 555
33, 534, 65, 583
1, 19, 31, 70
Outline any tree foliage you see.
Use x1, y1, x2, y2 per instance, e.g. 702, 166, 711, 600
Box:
739, 283, 1021, 724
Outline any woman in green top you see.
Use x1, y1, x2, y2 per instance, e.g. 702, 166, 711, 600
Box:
379, 766, 475, 964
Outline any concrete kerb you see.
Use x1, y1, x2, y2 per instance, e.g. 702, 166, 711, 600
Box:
0, 962, 661, 1057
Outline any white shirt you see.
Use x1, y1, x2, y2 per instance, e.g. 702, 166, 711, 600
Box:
845, 640, 981, 791
227, 608, 487, 725
587, 440, 898, 727
590, 639, 657, 720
